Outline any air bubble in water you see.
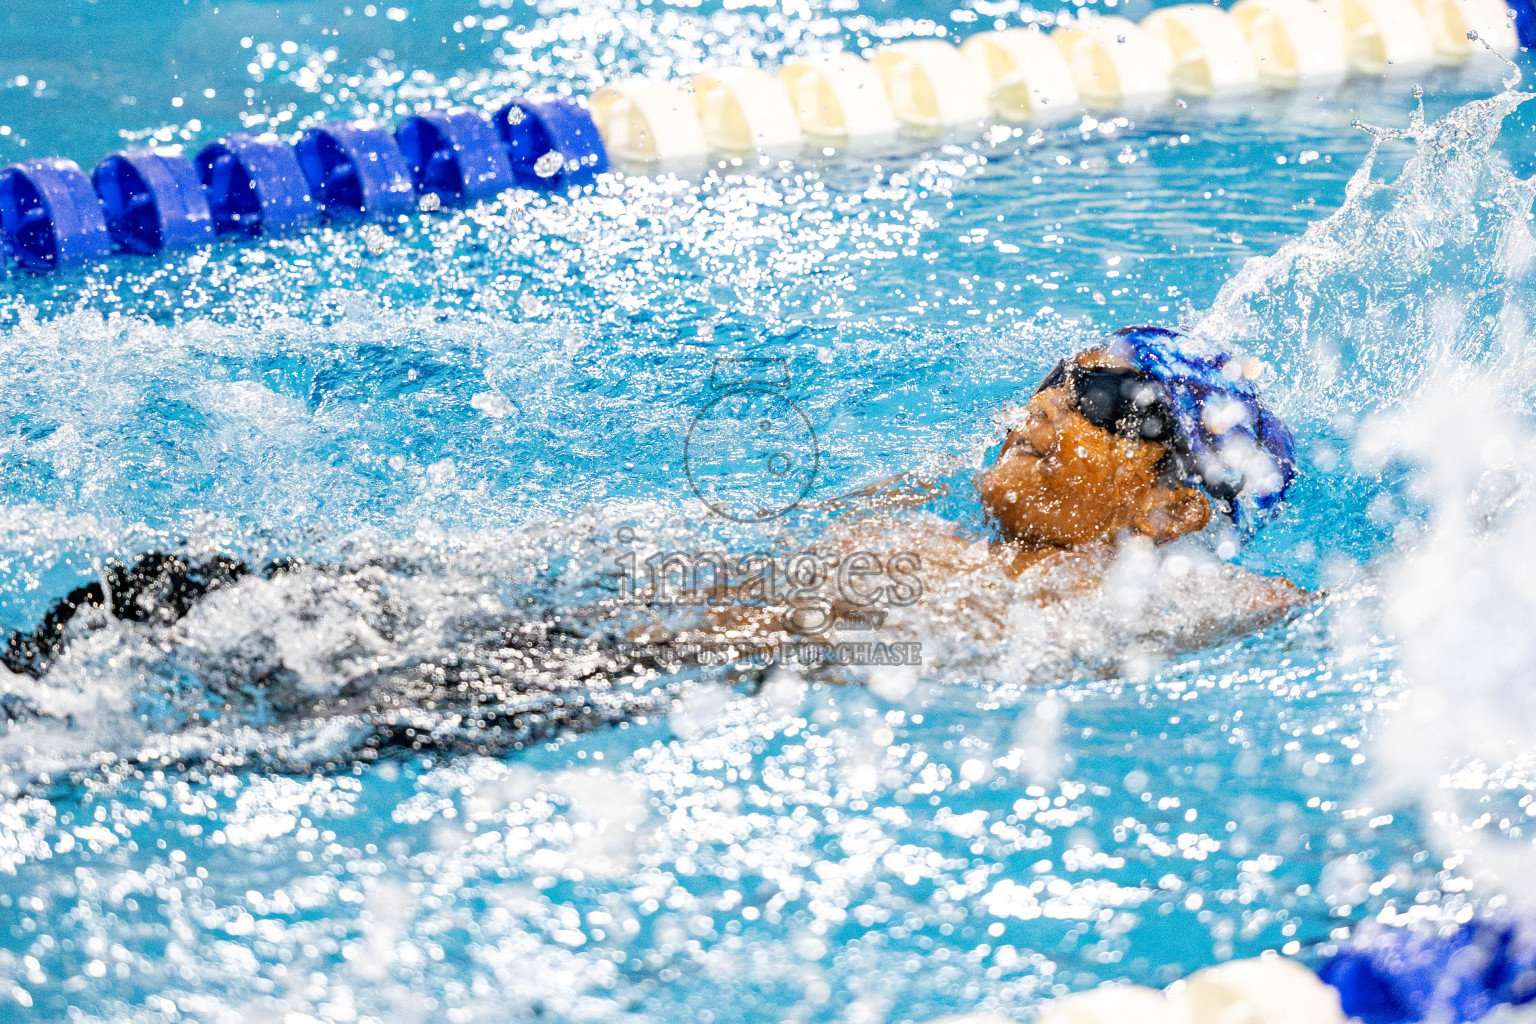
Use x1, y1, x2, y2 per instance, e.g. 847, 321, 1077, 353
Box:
534, 150, 565, 178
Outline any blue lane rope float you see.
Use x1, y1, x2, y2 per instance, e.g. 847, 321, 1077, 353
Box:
0, 158, 113, 270
1317, 917, 1536, 1024
497, 95, 609, 189
1510, 0, 1536, 47
0, 91, 602, 272
294, 120, 417, 221
194, 132, 319, 237
1037, 913, 1536, 1022
93, 148, 214, 254
395, 107, 515, 205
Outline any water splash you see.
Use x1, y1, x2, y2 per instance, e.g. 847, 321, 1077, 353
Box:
1198, 87, 1536, 422
1354, 385, 1536, 905
1196, 82, 1536, 907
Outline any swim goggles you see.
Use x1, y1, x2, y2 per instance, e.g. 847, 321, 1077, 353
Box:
1032, 360, 1177, 444
1029, 326, 1297, 531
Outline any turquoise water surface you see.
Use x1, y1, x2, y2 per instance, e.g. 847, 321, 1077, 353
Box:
0, 1, 1534, 1021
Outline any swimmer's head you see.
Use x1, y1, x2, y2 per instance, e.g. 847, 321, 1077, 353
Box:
978, 326, 1296, 548
978, 347, 1211, 546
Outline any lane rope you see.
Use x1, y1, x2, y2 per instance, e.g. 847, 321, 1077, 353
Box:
0, 0, 1523, 273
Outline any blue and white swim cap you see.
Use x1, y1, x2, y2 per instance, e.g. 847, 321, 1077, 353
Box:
1104, 325, 1297, 531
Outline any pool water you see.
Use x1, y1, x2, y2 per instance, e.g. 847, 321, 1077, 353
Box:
2, 1, 1536, 1021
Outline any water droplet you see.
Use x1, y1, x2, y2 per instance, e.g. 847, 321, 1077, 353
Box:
534, 150, 565, 178
363, 224, 390, 255
504, 105, 526, 126
1412, 84, 1424, 99
1467, 28, 1480, 41
418, 192, 441, 212
1176, 97, 1188, 109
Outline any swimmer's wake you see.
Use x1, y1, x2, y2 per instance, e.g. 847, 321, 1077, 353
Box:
0, 542, 685, 781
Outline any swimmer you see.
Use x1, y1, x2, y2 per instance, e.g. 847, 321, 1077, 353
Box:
702, 325, 1308, 644
0, 326, 1307, 744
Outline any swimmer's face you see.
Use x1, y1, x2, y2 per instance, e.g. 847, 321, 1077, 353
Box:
977, 352, 1212, 547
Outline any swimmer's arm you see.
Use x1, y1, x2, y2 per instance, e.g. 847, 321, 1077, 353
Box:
819, 513, 996, 576
1211, 564, 1315, 636
810, 463, 969, 515
1010, 544, 1314, 616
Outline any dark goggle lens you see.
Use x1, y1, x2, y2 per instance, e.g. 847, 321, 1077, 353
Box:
1072, 372, 1128, 430
1135, 409, 1175, 444
1034, 361, 1070, 395
1071, 369, 1175, 444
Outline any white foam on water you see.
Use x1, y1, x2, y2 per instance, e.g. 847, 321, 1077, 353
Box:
1355, 384, 1536, 902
